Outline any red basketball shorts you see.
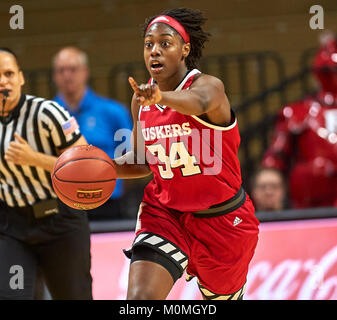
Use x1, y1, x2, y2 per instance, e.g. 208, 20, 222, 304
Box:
127, 193, 259, 297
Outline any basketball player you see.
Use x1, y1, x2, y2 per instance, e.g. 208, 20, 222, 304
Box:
0, 48, 92, 299
112, 8, 259, 300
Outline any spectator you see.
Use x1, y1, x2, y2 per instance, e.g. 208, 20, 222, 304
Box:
262, 31, 337, 208
52, 47, 132, 220
250, 167, 286, 211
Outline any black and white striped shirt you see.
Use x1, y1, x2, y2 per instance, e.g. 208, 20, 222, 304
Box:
0, 94, 81, 207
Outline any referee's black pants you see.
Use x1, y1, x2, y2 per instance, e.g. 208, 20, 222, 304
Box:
0, 200, 92, 300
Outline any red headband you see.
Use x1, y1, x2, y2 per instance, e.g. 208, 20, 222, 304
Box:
146, 15, 190, 43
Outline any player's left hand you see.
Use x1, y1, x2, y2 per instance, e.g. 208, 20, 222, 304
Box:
128, 77, 162, 106
5, 132, 37, 166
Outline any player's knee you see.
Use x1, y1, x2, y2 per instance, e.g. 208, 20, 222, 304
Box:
126, 285, 157, 300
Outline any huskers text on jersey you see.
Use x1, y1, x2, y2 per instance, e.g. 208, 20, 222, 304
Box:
113, 123, 224, 175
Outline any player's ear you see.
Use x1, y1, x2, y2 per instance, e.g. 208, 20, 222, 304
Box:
182, 43, 191, 59
19, 70, 25, 86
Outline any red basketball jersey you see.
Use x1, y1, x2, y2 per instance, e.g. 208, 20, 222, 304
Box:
139, 69, 242, 212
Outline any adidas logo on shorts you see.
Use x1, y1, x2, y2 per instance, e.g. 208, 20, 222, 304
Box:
233, 216, 242, 226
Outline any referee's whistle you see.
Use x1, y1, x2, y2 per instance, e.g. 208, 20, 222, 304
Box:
0, 89, 9, 97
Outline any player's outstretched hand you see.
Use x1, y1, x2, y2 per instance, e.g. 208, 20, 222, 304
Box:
128, 77, 162, 106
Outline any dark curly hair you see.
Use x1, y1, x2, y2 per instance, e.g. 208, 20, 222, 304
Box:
141, 8, 211, 70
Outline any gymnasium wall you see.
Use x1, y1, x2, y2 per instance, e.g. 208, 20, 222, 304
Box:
1, 0, 337, 99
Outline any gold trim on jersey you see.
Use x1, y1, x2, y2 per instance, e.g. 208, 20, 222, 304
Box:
191, 113, 237, 131
198, 281, 246, 300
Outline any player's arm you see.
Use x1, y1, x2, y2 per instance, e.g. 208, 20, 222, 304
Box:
112, 93, 152, 179
128, 74, 231, 125
4, 133, 87, 173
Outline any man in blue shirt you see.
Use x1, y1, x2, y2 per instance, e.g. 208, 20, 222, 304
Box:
52, 47, 132, 220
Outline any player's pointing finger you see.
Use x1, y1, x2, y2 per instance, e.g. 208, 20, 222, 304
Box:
128, 77, 140, 94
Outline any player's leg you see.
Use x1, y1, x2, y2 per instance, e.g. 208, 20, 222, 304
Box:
127, 247, 175, 299
198, 281, 246, 300
186, 197, 259, 300
124, 202, 190, 300
126, 237, 188, 300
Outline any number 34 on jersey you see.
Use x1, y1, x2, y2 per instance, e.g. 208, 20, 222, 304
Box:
146, 142, 201, 179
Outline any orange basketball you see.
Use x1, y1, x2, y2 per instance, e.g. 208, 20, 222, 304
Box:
52, 145, 116, 210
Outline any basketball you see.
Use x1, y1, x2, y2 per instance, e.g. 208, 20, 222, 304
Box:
51, 145, 116, 210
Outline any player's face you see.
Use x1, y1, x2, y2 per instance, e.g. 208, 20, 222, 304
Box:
0, 52, 24, 115
144, 23, 190, 87
53, 50, 88, 96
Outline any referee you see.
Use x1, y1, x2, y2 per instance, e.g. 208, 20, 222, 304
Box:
0, 48, 92, 299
